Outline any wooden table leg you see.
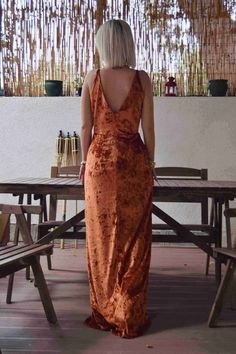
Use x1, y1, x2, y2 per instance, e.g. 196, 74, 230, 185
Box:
230, 266, 236, 310
49, 194, 57, 221
6, 273, 14, 304
214, 199, 223, 285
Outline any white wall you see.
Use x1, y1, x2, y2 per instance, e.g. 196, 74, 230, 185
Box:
1, 97, 236, 243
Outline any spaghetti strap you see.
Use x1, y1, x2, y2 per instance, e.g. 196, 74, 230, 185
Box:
135, 70, 143, 93
90, 69, 100, 102
94, 69, 100, 84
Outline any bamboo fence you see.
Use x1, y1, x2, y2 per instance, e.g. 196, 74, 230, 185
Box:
0, 0, 235, 96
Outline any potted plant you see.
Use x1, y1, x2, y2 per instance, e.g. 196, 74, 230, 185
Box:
74, 76, 84, 96
45, 80, 63, 96
208, 79, 228, 96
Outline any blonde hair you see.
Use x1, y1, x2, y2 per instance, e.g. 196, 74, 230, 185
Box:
95, 19, 136, 69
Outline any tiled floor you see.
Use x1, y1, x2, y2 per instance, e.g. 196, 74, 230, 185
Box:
0, 243, 235, 354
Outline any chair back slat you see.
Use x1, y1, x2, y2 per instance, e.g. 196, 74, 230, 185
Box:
51, 165, 79, 178
155, 167, 208, 179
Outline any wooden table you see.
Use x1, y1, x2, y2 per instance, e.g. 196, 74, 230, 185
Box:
1, 177, 236, 280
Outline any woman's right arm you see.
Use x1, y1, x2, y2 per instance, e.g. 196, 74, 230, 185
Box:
79, 71, 95, 184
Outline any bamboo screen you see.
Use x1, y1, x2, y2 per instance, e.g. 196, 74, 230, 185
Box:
0, 0, 235, 96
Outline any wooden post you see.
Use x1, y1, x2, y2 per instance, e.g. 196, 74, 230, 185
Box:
94, 0, 107, 69
0, 213, 10, 245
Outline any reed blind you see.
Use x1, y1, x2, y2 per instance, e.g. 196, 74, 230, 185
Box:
0, 0, 235, 96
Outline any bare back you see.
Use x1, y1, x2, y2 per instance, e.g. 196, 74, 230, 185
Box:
82, 66, 154, 163
97, 68, 138, 113
87, 68, 148, 110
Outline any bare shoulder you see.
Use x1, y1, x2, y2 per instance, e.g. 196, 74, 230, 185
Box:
84, 69, 98, 89
138, 70, 152, 90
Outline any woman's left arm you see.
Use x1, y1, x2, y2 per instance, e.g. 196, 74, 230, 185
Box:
139, 71, 157, 180
79, 72, 94, 184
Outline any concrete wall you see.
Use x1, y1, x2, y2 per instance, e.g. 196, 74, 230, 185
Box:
1, 97, 236, 243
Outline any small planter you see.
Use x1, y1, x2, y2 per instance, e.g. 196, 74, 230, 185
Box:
76, 87, 82, 96
45, 80, 63, 96
208, 80, 228, 97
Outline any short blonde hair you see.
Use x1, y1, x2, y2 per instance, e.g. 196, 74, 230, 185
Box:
95, 19, 136, 69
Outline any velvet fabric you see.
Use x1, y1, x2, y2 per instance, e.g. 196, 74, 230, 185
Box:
84, 69, 153, 338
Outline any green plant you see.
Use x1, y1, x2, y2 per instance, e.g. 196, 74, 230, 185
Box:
74, 76, 84, 89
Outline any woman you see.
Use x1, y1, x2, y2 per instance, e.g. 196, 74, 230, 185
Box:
79, 19, 155, 338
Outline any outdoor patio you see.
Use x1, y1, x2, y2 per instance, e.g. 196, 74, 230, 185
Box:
0, 243, 235, 354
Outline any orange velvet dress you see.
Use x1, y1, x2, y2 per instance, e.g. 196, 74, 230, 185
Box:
84, 69, 153, 338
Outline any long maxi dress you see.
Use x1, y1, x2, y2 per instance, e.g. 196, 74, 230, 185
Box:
84, 69, 153, 338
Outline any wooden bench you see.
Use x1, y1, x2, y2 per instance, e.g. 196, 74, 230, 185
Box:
152, 223, 215, 243
0, 243, 57, 324
0, 204, 57, 324
208, 247, 236, 327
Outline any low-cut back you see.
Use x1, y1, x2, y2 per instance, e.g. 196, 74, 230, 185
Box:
84, 68, 153, 338
98, 69, 138, 114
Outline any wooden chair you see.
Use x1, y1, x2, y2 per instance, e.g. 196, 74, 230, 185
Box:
152, 167, 215, 273
208, 207, 236, 327
38, 166, 85, 269
0, 204, 57, 324
49, 165, 80, 221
